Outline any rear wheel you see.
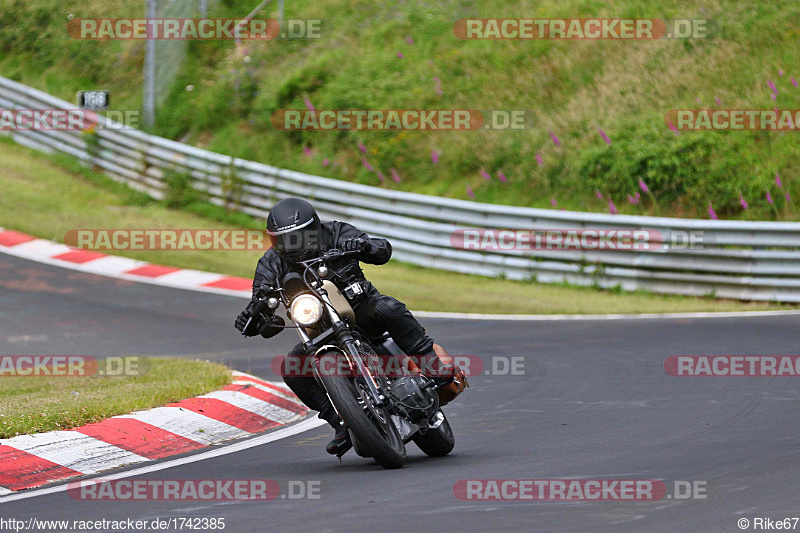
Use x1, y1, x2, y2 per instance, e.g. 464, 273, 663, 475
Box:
413, 411, 455, 457
317, 351, 406, 469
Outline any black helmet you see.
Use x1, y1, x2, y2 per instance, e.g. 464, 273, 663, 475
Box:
266, 197, 322, 262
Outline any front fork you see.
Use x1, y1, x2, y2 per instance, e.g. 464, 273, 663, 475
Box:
309, 289, 385, 408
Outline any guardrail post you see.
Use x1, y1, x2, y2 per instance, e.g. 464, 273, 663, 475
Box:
143, 0, 156, 129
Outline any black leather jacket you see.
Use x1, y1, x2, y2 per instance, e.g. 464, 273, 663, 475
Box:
250, 220, 392, 298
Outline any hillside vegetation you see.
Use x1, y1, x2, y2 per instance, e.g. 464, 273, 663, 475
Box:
1, 0, 799, 220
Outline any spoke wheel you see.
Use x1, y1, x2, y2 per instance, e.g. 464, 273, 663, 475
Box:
317, 351, 406, 468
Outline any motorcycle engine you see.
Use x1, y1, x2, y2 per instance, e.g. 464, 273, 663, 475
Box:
389, 375, 438, 422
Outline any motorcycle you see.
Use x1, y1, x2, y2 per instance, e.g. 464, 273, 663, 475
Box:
244, 248, 459, 469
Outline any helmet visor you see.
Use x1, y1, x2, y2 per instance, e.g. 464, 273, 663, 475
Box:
268, 221, 320, 261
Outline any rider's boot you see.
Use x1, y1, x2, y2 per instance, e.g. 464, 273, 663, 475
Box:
320, 408, 351, 456
419, 346, 468, 406
417, 348, 456, 387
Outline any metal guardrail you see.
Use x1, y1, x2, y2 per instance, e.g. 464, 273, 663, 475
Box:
1, 75, 799, 302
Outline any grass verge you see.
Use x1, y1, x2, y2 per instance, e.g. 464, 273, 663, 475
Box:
0, 356, 231, 438
0, 137, 795, 314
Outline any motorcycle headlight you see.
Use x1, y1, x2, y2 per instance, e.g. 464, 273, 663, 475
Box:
290, 294, 323, 326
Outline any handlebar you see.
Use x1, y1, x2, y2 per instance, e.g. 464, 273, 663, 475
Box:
253, 248, 360, 299
311, 248, 361, 263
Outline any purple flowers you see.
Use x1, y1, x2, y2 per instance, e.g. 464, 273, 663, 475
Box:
549, 131, 561, 147
434, 76, 443, 96
362, 158, 373, 171
793, 77, 799, 89
627, 194, 639, 205
550, 198, 557, 207
767, 190, 774, 204
714, 96, 721, 106
390, 168, 401, 183
638, 178, 649, 194
595, 190, 603, 200
358, 143, 367, 154
431, 150, 439, 164
668, 121, 680, 136
598, 128, 611, 145
776, 173, 783, 188
466, 184, 475, 199
303, 96, 315, 112
536, 152, 543, 166
497, 171, 507, 183
708, 201, 718, 220
739, 192, 748, 210
302, 146, 311, 156
397, 51, 404, 59
406, 35, 414, 44
377, 171, 385, 183
608, 199, 618, 215
480, 169, 491, 180
768, 79, 778, 100
322, 158, 330, 167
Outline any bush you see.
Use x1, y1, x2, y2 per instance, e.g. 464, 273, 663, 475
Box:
163, 169, 203, 208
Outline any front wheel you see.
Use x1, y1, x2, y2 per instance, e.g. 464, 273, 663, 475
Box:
413, 411, 455, 457
316, 351, 406, 469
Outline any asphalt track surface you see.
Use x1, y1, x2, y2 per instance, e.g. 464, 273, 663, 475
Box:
1, 253, 799, 532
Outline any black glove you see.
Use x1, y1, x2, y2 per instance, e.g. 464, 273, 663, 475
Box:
341, 237, 368, 255
259, 314, 286, 339
235, 305, 263, 336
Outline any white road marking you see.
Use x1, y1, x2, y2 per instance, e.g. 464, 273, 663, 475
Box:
413, 309, 800, 321
155, 269, 226, 288
76, 255, 148, 276
6, 239, 72, 258
5, 334, 48, 343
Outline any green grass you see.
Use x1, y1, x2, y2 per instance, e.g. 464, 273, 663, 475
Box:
0, 356, 231, 438
0, 137, 794, 314
1, 0, 799, 220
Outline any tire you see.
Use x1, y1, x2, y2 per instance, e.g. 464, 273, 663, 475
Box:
317, 351, 406, 469
413, 412, 455, 457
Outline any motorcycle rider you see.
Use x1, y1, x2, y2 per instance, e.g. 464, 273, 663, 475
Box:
235, 197, 450, 455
